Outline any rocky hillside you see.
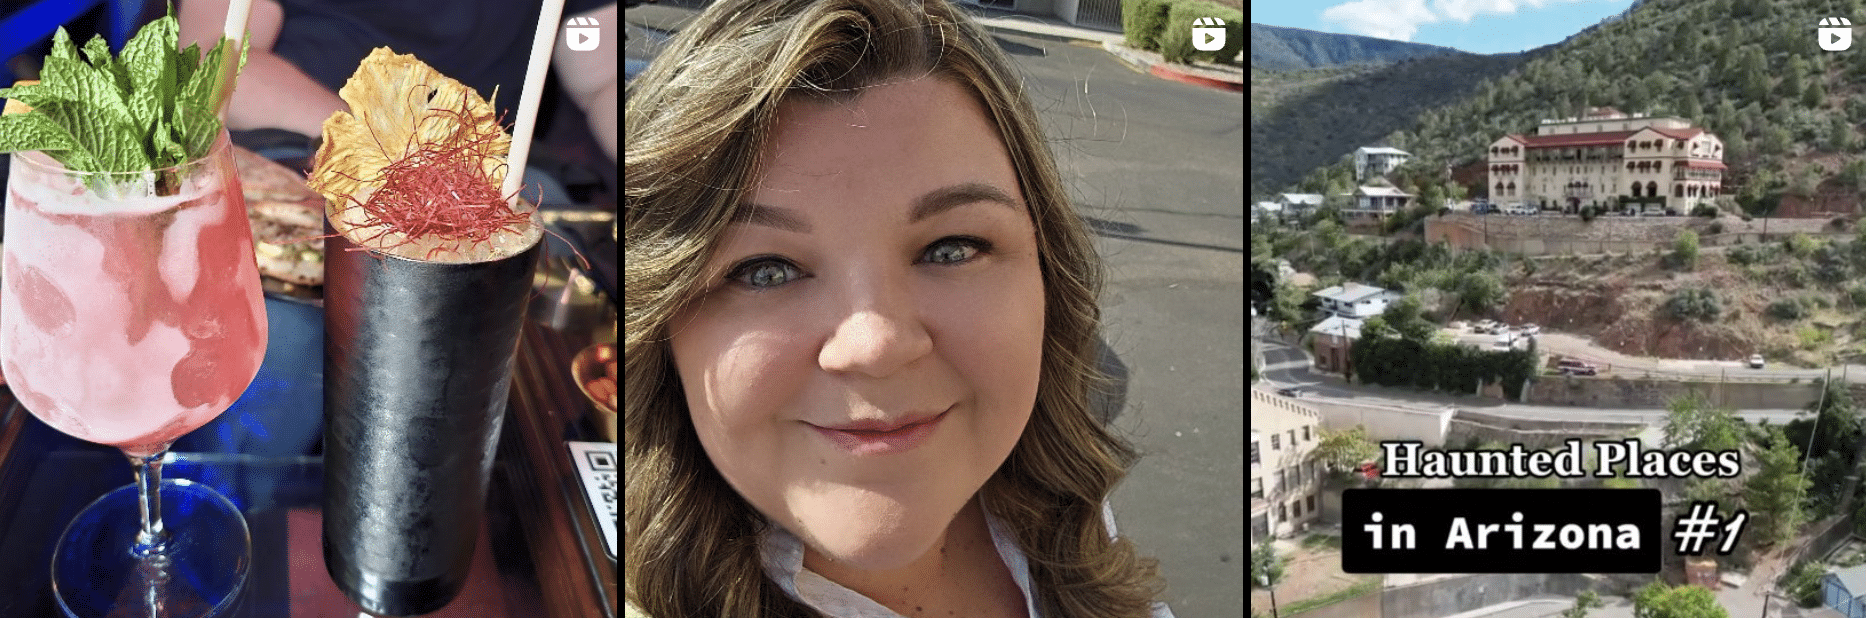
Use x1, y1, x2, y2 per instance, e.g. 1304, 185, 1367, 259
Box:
1496, 240, 1866, 367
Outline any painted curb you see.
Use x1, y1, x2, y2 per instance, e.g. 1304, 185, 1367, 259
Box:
1149, 62, 1244, 92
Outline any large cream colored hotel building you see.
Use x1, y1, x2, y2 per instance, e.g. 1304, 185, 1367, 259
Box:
1486, 107, 1726, 213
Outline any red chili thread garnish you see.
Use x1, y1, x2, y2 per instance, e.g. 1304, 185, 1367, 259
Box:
324, 87, 532, 260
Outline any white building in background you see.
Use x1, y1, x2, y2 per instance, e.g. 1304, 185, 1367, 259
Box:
1355, 146, 1412, 181
1278, 193, 1325, 219
1252, 388, 1322, 540
1253, 201, 1283, 223
1485, 106, 1724, 214
1342, 185, 1413, 218
1312, 282, 1397, 319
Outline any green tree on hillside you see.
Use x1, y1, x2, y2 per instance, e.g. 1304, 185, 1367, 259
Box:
1842, 159, 1866, 195
1782, 56, 1808, 101
1664, 392, 1743, 506
1831, 115, 1856, 152
1763, 127, 1793, 156
1804, 77, 1828, 109
1680, 95, 1702, 123
1633, 581, 1728, 618
1673, 230, 1700, 270
1380, 295, 1436, 343
1739, 46, 1769, 101
1746, 424, 1812, 547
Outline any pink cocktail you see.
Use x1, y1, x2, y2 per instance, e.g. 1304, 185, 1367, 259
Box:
2, 131, 265, 618
2, 134, 267, 457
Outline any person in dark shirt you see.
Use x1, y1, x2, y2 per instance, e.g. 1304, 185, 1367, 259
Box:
179, 0, 616, 206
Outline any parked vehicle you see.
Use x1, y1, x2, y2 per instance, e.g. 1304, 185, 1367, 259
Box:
1519, 323, 1540, 336
1277, 387, 1306, 398
1749, 354, 1766, 369
1554, 358, 1599, 376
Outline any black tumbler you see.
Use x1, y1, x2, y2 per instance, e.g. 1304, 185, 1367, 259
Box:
321, 229, 541, 616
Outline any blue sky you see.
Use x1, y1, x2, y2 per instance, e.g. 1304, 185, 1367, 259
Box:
1251, 0, 1636, 55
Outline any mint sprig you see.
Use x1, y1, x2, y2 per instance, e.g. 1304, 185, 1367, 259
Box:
0, 6, 248, 178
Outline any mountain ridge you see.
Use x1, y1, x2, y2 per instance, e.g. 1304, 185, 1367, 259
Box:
1252, 23, 1475, 71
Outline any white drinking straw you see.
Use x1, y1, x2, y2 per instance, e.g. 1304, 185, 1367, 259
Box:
213, 0, 256, 118
503, 0, 568, 207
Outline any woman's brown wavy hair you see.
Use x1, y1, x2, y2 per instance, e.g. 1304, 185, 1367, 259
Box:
623, 0, 1164, 615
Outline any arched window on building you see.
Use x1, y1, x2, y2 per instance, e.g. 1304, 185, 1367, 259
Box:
1508, 182, 1516, 196
1648, 181, 1659, 196
1495, 182, 1505, 195
1632, 182, 1643, 197
1675, 184, 1685, 197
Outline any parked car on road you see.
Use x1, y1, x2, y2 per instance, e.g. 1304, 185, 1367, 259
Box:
1277, 387, 1306, 398
1555, 359, 1598, 376
1519, 323, 1540, 336
1749, 354, 1766, 369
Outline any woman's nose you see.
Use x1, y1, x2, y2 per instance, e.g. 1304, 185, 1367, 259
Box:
817, 282, 933, 378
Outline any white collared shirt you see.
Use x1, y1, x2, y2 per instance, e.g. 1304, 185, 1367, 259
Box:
757, 502, 1176, 618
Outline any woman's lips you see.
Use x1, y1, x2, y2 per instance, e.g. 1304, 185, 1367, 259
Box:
809, 409, 949, 456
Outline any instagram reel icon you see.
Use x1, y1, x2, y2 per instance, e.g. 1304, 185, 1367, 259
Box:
1192, 17, 1226, 51
1820, 16, 1852, 51
566, 15, 602, 51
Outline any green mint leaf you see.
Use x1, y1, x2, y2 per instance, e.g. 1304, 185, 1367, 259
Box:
182, 37, 225, 119
0, 113, 82, 154
47, 28, 79, 64
121, 16, 178, 131
175, 42, 201, 90
150, 116, 186, 168
79, 34, 131, 97
0, 5, 239, 177
0, 82, 77, 108
167, 102, 217, 170
42, 56, 133, 128
35, 99, 141, 172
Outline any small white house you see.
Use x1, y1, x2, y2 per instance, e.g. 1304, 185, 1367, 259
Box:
1345, 186, 1413, 218
1355, 146, 1412, 181
1253, 201, 1283, 223
1312, 283, 1397, 319
1278, 193, 1324, 218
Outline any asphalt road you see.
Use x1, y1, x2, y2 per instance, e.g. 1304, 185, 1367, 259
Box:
626, 5, 1247, 615
987, 25, 1247, 618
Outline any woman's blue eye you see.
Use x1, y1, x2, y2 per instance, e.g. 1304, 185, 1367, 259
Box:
922, 237, 990, 265
728, 259, 804, 289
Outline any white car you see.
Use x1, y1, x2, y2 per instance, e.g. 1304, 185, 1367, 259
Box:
1519, 324, 1540, 336
1748, 354, 1765, 369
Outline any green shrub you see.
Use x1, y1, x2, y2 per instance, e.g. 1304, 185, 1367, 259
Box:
1784, 560, 1825, 607
1848, 284, 1866, 307
1768, 297, 1810, 320
1692, 204, 1719, 217
1708, 221, 1724, 235
1158, 1, 1243, 65
1121, 0, 1173, 51
1665, 288, 1722, 322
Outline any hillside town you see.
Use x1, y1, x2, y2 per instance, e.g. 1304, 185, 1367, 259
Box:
1253, 103, 1866, 618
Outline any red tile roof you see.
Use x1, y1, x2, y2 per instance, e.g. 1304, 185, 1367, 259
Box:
1519, 130, 1641, 148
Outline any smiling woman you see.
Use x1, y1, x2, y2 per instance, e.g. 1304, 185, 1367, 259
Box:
623, 0, 1169, 617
